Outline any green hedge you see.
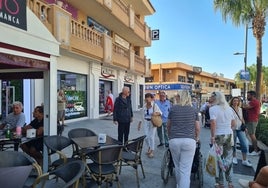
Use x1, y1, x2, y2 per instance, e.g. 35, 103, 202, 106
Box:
256, 115, 268, 146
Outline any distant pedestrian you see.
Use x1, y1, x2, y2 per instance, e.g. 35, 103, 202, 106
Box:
113, 86, 133, 144
57, 89, 66, 126
155, 91, 171, 147
167, 90, 200, 188
243, 90, 261, 156
209, 91, 235, 188
143, 93, 162, 158
105, 90, 114, 116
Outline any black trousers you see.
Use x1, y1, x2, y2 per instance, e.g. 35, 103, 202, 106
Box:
118, 122, 130, 144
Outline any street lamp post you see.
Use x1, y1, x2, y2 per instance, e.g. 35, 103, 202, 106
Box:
234, 24, 248, 102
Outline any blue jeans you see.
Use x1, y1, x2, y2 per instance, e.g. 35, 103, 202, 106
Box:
233, 130, 248, 154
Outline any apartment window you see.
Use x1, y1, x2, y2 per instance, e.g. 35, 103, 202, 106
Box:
178, 76, 186, 82
145, 77, 154, 82
209, 83, 214, 87
187, 73, 194, 83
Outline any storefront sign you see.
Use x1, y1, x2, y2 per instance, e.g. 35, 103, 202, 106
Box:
0, 0, 27, 30
124, 74, 133, 83
145, 83, 192, 90
101, 67, 115, 78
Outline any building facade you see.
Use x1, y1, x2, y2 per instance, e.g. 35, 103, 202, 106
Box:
145, 62, 236, 103
0, 0, 155, 124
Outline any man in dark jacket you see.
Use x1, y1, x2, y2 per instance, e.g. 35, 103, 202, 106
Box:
113, 86, 133, 144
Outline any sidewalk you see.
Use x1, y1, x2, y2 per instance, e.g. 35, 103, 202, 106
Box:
62, 111, 260, 188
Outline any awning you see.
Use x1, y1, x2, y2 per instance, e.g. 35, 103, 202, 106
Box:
0, 52, 49, 79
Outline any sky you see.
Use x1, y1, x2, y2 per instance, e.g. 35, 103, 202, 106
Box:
145, 0, 268, 79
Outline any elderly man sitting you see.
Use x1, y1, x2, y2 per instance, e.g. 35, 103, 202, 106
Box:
0, 101, 26, 131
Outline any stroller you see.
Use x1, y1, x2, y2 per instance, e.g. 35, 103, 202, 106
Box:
161, 141, 203, 187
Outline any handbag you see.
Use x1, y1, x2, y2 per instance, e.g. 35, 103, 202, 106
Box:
231, 106, 246, 131
151, 103, 162, 127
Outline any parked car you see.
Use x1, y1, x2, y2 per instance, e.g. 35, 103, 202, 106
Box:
260, 102, 268, 114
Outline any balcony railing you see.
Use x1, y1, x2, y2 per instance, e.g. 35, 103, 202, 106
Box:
27, 0, 148, 74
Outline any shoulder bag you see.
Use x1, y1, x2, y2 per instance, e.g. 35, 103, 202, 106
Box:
231, 106, 246, 131
151, 103, 162, 127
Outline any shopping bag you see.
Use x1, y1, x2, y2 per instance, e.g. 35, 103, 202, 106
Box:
205, 144, 218, 177
214, 143, 228, 172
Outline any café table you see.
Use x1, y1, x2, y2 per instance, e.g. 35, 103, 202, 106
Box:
0, 135, 21, 151
0, 165, 33, 188
71, 135, 121, 161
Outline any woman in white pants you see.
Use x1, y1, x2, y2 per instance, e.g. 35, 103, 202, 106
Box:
142, 93, 162, 158
167, 90, 200, 188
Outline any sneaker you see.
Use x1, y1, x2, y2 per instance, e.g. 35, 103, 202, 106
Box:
238, 179, 250, 188
242, 160, 252, 167
232, 157, 238, 165
157, 143, 164, 147
248, 151, 261, 156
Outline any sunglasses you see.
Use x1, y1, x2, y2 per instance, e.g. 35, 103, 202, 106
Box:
211, 92, 216, 97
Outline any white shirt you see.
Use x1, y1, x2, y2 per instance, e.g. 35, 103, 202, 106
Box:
209, 105, 235, 135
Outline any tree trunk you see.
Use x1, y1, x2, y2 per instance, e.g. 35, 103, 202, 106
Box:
256, 37, 262, 100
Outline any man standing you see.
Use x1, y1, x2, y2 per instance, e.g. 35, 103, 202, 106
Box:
155, 91, 171, 147
113, 86, 133, 144
243, 90, 260, 155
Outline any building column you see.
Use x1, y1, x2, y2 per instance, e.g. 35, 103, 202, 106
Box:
89, 62, 101, 119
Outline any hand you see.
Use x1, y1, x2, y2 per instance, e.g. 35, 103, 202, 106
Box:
210, 137, 215, 144
113, 121, 118, 125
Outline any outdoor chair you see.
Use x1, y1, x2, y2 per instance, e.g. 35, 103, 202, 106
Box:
0, 151, 42, 187
32, 160, 85, 188
119, 135, 146, 188
44, 135, 77, 171
68, 128, 97, 158
86, 145, 123, 188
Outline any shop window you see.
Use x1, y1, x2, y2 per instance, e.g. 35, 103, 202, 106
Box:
57, 71, 87, 120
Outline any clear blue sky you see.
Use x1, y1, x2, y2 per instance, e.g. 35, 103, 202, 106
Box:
145, 0, 268, 79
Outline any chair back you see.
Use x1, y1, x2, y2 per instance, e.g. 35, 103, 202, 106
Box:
88, 145, 123, 165
68, 128, 97, 139
44, 135, 72, 154
125, 135, 146, 154
33, 160, 85, 188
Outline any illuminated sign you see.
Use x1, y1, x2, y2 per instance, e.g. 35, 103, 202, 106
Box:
145, 84, 192, 90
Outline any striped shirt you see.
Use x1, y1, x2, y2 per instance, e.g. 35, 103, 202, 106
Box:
168, 105, 198, 140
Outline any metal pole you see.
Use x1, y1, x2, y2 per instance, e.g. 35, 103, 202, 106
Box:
243, 24, 248, 101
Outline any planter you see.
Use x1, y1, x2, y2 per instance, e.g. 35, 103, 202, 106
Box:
256, 115, 268, 146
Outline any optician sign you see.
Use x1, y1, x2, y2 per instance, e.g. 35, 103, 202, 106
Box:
145, 83, 192, 90
0, 0, 27, 30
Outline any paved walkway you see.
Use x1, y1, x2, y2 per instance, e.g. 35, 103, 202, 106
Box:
61, 111, 260, 188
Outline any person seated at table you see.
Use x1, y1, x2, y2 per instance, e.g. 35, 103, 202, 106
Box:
239, 166, 268, 188
20, 106, 44, 166
0, 101, 26, 131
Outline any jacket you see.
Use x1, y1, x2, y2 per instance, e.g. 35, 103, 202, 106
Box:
113, 93, 133, 123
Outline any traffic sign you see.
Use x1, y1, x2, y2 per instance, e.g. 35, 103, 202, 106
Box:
240, 70, 250, 81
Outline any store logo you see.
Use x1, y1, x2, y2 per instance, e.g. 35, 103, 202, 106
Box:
0, 0, 27, 30
101, 68, 115, 78
124, 75, 133, 83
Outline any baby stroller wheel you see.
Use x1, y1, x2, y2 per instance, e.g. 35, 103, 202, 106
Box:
198, 153, 203, 187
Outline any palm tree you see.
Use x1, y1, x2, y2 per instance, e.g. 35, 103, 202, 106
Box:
214, 0, 268, 99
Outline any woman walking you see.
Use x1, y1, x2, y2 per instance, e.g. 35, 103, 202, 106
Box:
167, 90, 200, 188
229, 97, 252, 167
142, 93, 161, 158
209, 91, 236, 188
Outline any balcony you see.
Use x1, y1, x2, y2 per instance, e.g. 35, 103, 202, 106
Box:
64, 0, 152, 46
27, 0, 149, 75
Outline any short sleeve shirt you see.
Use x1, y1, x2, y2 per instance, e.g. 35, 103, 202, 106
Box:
247, 99, 260, 122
